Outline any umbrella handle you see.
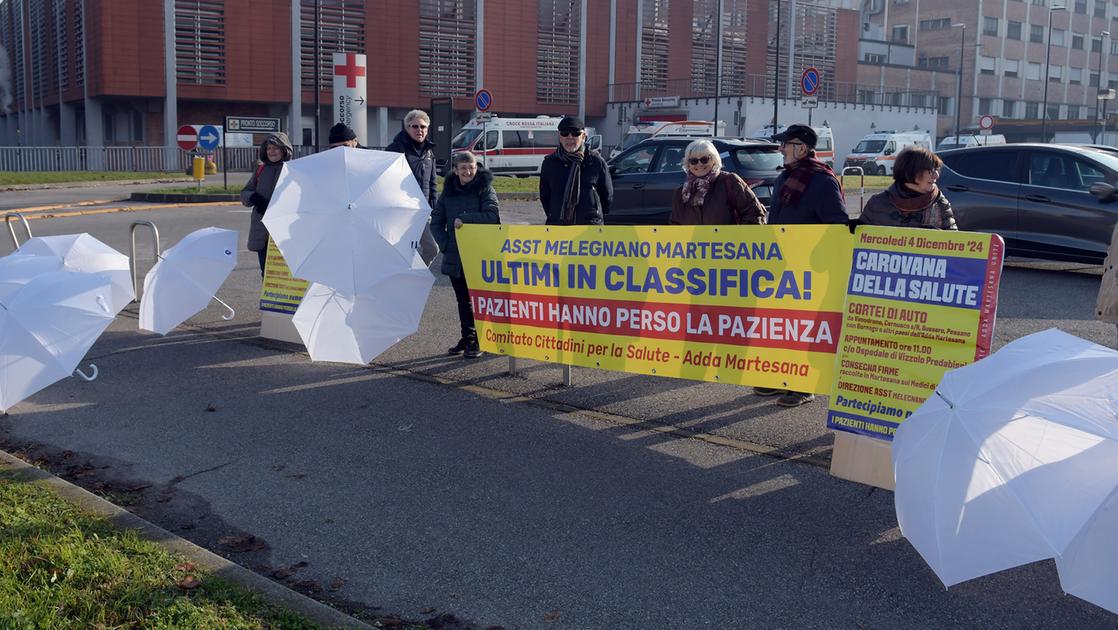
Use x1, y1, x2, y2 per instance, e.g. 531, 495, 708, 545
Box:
212, 295, 236, 321
73, 363, 98, 382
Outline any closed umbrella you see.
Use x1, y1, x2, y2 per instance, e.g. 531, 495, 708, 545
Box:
262, 147, 430, 296
138, 227, 238, 334
893, 328, 1118, 613
5, 234, 134, 312
291, 268, 435, 365
0, 271, 117, 412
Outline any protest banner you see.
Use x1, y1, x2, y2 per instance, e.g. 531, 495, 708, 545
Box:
826, 227, 1004, 441
457, 224, 854, 394
259, 237, 309, 344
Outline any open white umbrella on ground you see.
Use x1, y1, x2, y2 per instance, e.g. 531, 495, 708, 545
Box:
0, 270, 117, 412
138, 227, 238, 334
262, 147, 430, 296
2, 234, 134, 312
893, 328, 1118, 613
291, 268, 435, 365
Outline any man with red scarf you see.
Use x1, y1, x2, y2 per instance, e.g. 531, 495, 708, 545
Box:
755, 124, 849, 407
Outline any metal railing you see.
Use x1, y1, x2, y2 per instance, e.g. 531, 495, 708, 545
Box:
608, 75, 939, 110
0, 145, 318, 173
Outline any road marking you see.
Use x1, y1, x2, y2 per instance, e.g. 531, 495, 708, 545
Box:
16, 201, 240, 220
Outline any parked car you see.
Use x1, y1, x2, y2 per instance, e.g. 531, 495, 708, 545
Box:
604, 137, 783, 225
938, 144, 1118, 263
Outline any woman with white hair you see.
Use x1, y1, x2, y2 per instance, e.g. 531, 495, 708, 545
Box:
669, 140, 766, 225
386, 109, 437, 209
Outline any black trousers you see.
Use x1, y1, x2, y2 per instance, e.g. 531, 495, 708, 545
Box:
449, 273, 476, 339
257, 249, 267, 277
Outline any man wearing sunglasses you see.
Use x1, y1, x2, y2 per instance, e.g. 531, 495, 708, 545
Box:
755, 123, 848, 408
386, 109, 438, 209
539, 116, 613, 225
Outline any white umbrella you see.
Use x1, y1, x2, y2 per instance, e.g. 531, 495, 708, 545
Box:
262, 147, 430, 296
138, 227, 238, 335
893, 328, 1118, 613
0, 270, 117, 412
4, 234, 134, 312
291, 269, 435, 365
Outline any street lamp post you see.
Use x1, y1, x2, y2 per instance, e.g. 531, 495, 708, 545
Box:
1097, 31, 1111, 141
1041, 5, 1067, 143
952, 23, 966, 140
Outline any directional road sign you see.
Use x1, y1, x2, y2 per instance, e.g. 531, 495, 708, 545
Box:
176, 125, 197, 151
475, 88, 493, 112
197, 125, 221, 151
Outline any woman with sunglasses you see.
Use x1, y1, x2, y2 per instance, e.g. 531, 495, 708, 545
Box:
539, 116, 613, 225
386, 109, 438, 209
670, 140, 766, 225
854, 146, 957, 230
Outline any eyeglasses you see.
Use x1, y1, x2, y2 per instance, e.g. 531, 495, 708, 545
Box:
409, 124, 428, 130
559, 130, 582, 137
688, 156, 712, 165
780, 141, 806, 149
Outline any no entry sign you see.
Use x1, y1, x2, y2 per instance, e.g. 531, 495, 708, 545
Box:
177, 125, 198, 151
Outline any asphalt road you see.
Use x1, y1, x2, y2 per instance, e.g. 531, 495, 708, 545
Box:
0, 191, 1115, 629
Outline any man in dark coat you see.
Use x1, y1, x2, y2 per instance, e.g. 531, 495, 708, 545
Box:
385, 109, 437, 209
755, 123, 848, 408
239, 132, 293, 276
539, 116, 613, 225
328, 122, 363, 148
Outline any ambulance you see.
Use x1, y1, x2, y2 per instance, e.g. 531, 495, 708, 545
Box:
842, 130, 932, 176
749, 124, 836, 167
610, 120, 726, 158
450, 115, 602, 176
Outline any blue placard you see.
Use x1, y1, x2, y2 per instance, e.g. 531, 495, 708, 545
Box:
475, 89, 493, 112
801, 68, 819, 96
197, 125, 221, 151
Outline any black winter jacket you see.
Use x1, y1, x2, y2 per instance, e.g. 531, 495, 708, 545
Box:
539, 149, 613, 225
386, 130, 438, 209
430, 168, 500, 278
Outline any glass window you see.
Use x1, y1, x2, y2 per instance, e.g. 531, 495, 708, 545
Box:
611, 146, 656, 175
1073, 34, 1085, 50
1070, 67, 1083, 84
1094, 0, 1106, 18
1031, 24, 1044, 43
892, 25, 908, 43
1008, 21, 1023, 40
1003, 100, 1018, 118
531, 130, 558, 148
979, 56, 996, 75
1026, 102, 1040, 118
942, 150, 1022, 183
853, 140, 887, 153
502, 131, 523, 148
452, 129, 481, 150
1028, 153, 1103, 188
654, 145, 687, 172
734, 148, 783, 171
484, 130, 499, 150
1027, 62, 1042, 80
984, 16, 999, 36
1004, 59, 1020, 77
1053, 29, 1065, 46
1076, 0, 1088, 13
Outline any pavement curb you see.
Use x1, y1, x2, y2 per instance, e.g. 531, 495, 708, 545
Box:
1, 177, 196, 191
130, 192, 239, 203
0, 448, 374, 630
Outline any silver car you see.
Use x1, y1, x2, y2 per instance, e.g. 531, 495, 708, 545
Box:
938, 144, 1118, 264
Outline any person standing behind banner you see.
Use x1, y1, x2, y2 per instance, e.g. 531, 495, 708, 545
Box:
539, 116, 613, 225
386, 109, 437, 209
670, 139, 766, 225
754, 123, 847, 408
430, 151, 500, 359
240, 132, 293, 276
853, 146, 957, 230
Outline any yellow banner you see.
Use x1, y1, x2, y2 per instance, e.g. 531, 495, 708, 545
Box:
826, 227, 1004, 440
457, 224, 854, 393
259, 237, 309, 315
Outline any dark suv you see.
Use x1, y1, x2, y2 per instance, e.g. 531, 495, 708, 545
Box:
938, 144, 1118, 263
604, 137, 783, 225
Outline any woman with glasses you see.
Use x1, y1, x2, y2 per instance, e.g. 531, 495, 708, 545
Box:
854, 146, 957, 230
386, 109, 438, 209
669, 140, 766, 225
539, 116, 613, 225
430, 151, 501, 359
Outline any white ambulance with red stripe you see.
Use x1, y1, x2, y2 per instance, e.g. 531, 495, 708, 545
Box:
450, 116, 601, 176
843, 130, 931, 176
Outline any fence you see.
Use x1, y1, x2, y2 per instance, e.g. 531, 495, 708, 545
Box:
0, 145, 320, 173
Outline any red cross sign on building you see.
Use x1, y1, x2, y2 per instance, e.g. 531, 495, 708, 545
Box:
334, 53, 366, 89
332, 52, 368, 146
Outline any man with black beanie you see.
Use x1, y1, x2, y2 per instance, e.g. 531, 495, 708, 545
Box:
539, 116, 612, 225
328, 122, 361, 148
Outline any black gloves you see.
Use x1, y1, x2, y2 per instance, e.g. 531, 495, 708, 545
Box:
847, 217, 864, 234
249, 192, 268, 207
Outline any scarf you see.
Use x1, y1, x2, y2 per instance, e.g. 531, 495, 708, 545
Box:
887, 182, 940, 211
681, 169, 722, 207
555, 146, 586, 225
779, 154, 843, 208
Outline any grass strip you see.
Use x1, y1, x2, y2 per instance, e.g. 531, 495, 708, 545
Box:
0, 172, 191, 185
0, 470, 329, 629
